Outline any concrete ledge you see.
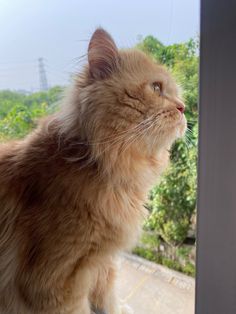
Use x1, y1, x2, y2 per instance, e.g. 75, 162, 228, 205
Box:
121, 253, 195, 292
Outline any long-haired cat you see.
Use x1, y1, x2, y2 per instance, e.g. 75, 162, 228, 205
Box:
0, 29, 186, 314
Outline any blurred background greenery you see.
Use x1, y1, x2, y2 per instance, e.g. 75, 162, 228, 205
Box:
0, 36, 198, 276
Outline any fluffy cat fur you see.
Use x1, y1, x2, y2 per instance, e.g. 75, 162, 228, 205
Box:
0, 28, 186, 314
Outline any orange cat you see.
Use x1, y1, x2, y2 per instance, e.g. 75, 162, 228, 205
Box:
0, 29, 186, 314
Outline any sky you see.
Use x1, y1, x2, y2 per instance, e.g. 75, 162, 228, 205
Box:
0, 0, 200, 91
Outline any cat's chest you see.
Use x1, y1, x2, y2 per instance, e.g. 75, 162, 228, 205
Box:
83, 185, 147, 251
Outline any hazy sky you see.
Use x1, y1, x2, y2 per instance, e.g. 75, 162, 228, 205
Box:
0, 0, 200, 91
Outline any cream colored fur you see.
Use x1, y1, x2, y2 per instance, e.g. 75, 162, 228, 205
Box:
0, 29, 186, 314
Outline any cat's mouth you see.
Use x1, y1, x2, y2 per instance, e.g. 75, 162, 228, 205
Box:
159, 109, 187, 136
159, 109, 185, 123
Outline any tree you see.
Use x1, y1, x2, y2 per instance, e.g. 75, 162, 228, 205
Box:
0, 86, 63, 141
138, 36, 199, 247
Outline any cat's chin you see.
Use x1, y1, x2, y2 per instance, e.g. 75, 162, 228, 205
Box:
153, 121, 187, 151
167, 114, 187, 140
176, 115, 187, 138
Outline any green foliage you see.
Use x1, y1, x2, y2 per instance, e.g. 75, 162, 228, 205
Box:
139, 36, 198, 249
140, 232, 160, 247
0, 86, 63, 141
176, 246, 192, 260
0, 90, 25, 119
172, 56, 198, 120
133, 245, 195, 277
134, 231, 195, 276
133, 247, 157, 263
138, 35, 198, 69
147, 128, 197, 246
0, 103, 48, 139
182, 262, 195, 276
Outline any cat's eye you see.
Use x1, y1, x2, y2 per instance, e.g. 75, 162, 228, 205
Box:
152, 82, 163, 95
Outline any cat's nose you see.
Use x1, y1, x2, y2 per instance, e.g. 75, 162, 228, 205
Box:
175, 99, 185, 114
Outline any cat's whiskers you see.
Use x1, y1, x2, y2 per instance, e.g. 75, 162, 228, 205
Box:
184, 137, 191, 151
94, 115, 158, 165
74, 116, 155, 169
186, 126, 194, 134
118, 114, 163, 156
72, 115, 154, 147
146, 115, 165, 149
185, 129, 196, 148
62, 120, 147, 163
117, 116, 155, 152
67, 109, 167, 150
68, 110, 170, 170
71, 54, 88, 67
98, 117, 154, 158
71, 116, 154, 166
116, 112, 166, 156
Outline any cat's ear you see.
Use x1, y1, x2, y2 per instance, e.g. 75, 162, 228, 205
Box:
88, 28, 119, 80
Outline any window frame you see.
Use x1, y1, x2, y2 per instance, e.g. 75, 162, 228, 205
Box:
196, 1, 236, 313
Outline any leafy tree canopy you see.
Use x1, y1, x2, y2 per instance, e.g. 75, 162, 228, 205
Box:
138, 36, 199, 246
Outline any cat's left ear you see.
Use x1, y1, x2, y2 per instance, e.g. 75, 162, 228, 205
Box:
88, 28, 119, 80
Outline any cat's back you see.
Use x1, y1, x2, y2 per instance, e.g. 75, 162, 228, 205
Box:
0, 141, 23, 195
0, 141, 19, 190
0, 140, 19, 164
0, 140, 25, 227
0, 141, 24, 312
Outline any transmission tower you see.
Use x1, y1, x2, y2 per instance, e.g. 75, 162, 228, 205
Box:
38, 58, 48, 91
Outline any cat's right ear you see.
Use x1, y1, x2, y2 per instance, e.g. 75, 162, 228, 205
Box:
88, 28, 119, 80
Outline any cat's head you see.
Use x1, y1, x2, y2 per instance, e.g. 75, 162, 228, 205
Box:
74, 28, 187, 156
